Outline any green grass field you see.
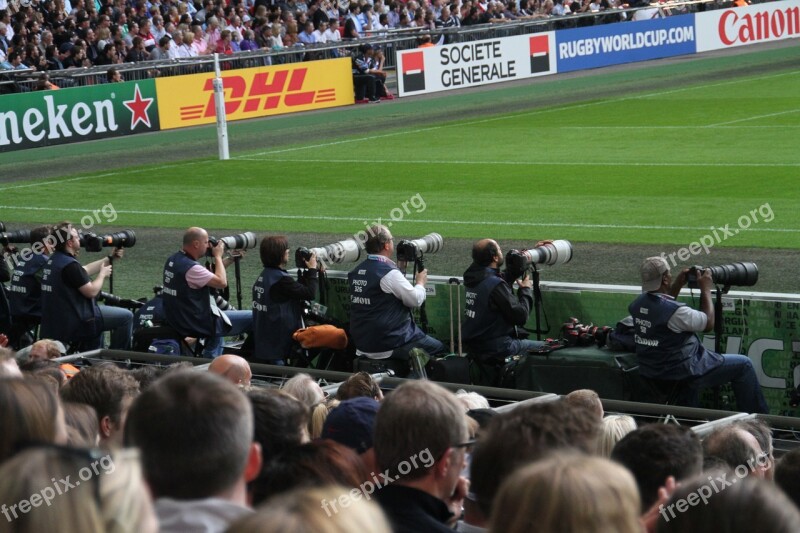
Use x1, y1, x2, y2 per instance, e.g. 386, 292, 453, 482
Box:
1, 43, 799, 300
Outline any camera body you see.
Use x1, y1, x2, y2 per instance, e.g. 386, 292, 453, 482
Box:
395, 233, 443, 264
295, 247, 313, 268
395, 240, 419, 263
505, 240, 573, 281
686, 265, 705, 289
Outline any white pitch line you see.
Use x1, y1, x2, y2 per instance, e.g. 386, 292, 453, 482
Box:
705, 108, 800, 127
235, 158, 800, 167
239, 70, 800, 159
1, 205, 797, 233
0, 161, 209, 192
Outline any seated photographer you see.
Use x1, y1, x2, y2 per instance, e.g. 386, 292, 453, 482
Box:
40, 222, 133, 351
348, 224, 445, 364
162, 227, 252, 357
462, 239, 544, 361
7, 226, 54, 345
629, 257, 768, 413
252, 236, 320, 365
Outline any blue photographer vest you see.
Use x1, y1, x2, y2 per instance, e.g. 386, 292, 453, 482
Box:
134, 294, 166, 329
348, 256, 422, 353
462, 269, 514, 348
8, 253, 48, 318
162, 251, 215, 337
252, 267, 302, 361
40, 251, 102, 343
628, 292, 722, 379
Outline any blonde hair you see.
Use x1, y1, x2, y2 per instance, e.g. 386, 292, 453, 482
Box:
455, 389, 490, 411
309, 397, 340, 440
0, 448, 154, 533
490, 453, 641, 533
597, 415, 637, 457
282, 373, 325, 408
228, 485, 391, 533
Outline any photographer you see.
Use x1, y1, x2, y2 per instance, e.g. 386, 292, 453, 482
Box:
162, 227, 252, 357
629, 257, 768, 413
7, 226, 53, 333
348, 224, 445, 363
462, 239, 544, 361
40, 222, 133, 350
252, 236, 320, 364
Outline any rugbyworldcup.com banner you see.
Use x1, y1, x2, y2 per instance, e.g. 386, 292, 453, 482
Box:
396, 33, 557, 97
156, 57, 354, 130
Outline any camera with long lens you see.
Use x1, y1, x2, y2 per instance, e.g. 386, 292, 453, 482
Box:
686, 262, 758, 289
505, 240, 573, 281
98, 291, 144, 310
395, 233, 443, 263
207, 231, 258, 255
0, 222, 32, 247
80, 230, 137, 252
295, 238, 362, 268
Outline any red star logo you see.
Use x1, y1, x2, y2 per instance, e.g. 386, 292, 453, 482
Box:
123, 84, 154, 130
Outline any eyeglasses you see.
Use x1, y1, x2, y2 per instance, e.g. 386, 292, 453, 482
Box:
452, 439, 476, 449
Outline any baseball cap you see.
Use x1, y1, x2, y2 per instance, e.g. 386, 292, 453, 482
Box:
640, 256, 669, 292
321, 396, 379, 454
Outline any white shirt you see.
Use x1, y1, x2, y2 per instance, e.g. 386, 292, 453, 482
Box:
323, 28, 341, 42
668, 301, 708, 333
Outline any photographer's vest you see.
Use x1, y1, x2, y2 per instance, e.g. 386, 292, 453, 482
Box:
134, 294, 166, 329
8, 253, 48, 318
348, 256, 421, 353
40, 251, 102, 343
462, 269, 514, 353
162, 251, 215, 337
628, 292, 722, 379
252, 267, 302, 361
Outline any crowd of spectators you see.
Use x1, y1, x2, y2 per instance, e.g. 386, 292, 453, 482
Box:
0, 0, 653, 74
3, 348, 800, 533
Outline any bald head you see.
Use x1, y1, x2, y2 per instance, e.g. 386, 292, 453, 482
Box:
183, 227, 207, 246
209, 354, 252, 388
472, 239, 501, 267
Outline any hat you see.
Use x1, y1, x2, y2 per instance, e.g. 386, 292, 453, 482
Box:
641, 256, 669, 292
359, 43, 373, 52
321, 397, 379, 454
59, 42, 74, 54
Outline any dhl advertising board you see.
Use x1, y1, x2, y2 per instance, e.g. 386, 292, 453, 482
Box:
156, 57, 353, 130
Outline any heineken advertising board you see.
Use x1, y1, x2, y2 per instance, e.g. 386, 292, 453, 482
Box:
0, 80, 159, 152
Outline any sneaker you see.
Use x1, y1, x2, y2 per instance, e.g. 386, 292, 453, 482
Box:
381, 93, 395, 100
355, 98, 369, 104
369, 98, 381, 103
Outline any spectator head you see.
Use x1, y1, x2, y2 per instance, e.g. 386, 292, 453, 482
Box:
455, 389, 490, 411
611, 424, 702, 511
181, 227, 210, 259
125, 371, 261, 501
470, 399, 600, 523
565, 388, 603, 420
0, 378, 67, 463
775, 448, 800, 509
227, 485, 391, 533
255, 440, 369, 503
596, 414, 637, 457
282, 373, 325, 408
491, 453, 641, 533
703, 423, 769, 480
0, 347, 21, 378
19, 359, 67, 388
208, 354, 252, 388
322, 397, 380, 454
309, 397, 339, 440
374, 381, 468, 501
0, 448, 157, 533
656, 474, 800, 533
738, 419, 774, 480
60, 365, 140, 448
63, 401, 100, 447
337, 371, 383, 401
259, 235, 289, 268
28, 339, 64, 361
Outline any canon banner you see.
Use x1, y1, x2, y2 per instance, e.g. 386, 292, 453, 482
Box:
556, 14, 697, 72
396, 33, 556, 97
696, 0, 800, 52
0, 80, 159, 152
